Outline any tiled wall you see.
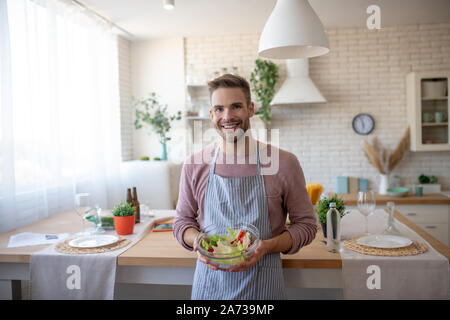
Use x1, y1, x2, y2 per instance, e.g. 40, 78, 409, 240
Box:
118, 36, 133, 161
184, 23, 450, 193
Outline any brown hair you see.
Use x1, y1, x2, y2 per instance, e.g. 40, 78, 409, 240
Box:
207, 74, 251, 106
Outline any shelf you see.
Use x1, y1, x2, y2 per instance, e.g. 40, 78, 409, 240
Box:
185, 116, 210, 120
187, 84, 207, 89
422, 122, 448, 127
421, 142, 450, 147
422, 96, 448, 101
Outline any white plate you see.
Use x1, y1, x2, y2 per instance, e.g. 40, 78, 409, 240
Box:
68, 235, 119, 249
357, 235, 412, 249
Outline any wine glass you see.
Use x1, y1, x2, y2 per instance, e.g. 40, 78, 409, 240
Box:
74, 193, 105, 236
141, 201, 154, 218
74, 193, 92, 236
357, 191, 376, 236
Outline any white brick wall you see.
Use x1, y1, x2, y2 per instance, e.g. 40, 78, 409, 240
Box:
184, 23, 450, 193
118, 36, 133, 161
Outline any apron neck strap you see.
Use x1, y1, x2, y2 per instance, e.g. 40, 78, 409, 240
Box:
210, 144, 221, 174
256, 142, 262, 175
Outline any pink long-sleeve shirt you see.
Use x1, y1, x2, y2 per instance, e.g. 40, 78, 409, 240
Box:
173, 143, 318, 255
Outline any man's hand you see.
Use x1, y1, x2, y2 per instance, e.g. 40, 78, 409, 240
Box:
226, 240, 268, 272
226, 230, 292, 272
193, 239, 222, 271
185, 227, 225, 271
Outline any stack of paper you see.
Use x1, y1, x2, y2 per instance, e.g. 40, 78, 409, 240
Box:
7, 232, 69, 248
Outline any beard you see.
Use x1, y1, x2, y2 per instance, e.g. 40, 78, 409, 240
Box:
214, 118, 250, 143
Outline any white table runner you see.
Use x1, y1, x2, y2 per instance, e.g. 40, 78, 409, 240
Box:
340, 209, 449, 300
29, 210, 174, 300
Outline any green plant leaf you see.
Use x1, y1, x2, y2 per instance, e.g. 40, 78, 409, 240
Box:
131, 92, 182, 144
249, 59, 279, 126
112, 201, 135, 217
316, 194, 347, 224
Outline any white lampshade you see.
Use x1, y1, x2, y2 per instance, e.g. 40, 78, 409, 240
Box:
163, 0, 175, 10
258, 0, 329, 59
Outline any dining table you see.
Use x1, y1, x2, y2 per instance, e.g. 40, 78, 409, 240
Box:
0, 208, 449, 299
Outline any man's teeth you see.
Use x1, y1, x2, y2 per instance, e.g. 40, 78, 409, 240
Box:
222, 124, 238, 129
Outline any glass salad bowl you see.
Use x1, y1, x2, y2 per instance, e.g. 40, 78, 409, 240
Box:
195, 223, 260, 269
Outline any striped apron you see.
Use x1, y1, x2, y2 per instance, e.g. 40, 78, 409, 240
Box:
191, 143, 286, 300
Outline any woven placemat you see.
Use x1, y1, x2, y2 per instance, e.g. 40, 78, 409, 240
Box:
54, 237, 131, 255
343, 237, 428, 256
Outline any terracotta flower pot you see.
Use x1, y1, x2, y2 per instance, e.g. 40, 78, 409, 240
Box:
113, 215, 135, 235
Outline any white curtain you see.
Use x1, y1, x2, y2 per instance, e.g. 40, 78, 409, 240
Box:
0, 0, 123, 233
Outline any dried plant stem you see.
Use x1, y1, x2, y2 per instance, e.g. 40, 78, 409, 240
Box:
362, 127, 410, 175
388, 127, 410, 172
363, 140, 386, 174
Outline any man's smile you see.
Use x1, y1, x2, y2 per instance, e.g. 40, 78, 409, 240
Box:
220, 121, 241, 132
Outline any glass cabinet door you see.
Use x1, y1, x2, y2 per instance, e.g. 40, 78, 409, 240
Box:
420, 78, 448, 145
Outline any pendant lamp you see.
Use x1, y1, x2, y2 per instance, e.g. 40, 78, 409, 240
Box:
258, 0, 329, 59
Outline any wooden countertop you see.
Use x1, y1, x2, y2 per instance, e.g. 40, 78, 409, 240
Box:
1, 209, 448, 268
338, 193, 450, 205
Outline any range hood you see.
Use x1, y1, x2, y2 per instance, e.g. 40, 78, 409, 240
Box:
270, 58, 326, 105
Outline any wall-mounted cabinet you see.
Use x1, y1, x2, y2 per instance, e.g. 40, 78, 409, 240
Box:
185, 84, 212, 143
185, 84, 210, 120
407, 72, 450, 151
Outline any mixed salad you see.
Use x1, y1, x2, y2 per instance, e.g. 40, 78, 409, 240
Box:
200, 227, 253, 257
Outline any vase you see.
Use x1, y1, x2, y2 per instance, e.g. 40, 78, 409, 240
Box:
160, 142, 167, 161
378, 174, 389, 195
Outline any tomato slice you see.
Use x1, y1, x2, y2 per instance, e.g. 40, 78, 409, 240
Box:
237, 230, 245, 244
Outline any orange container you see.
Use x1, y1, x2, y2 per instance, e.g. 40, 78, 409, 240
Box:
306, 183, 324, 205
113, 215, 135, 235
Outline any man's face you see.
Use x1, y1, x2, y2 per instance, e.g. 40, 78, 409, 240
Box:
210, 87, 255, 143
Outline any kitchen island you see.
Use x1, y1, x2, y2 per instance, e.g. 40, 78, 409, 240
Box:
338, 193, 450, 246
0, 209, 449, 299
338, 193, 450, 205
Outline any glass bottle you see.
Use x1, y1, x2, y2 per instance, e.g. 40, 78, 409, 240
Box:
326, 202, 342, 253
126, 188, 133, 207
383, 202, 402, 236
133, 187, 141, 224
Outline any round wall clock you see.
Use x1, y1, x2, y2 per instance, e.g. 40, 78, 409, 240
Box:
352, 113, 375, 135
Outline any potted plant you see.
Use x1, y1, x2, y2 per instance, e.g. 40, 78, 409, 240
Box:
417, 174, 441, 193
316, 194, 347, 238
250, 59, 279, 128
112, 202, 136, 235
132, 92, 182, 161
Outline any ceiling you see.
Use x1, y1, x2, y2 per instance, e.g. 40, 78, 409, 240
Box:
79, 0, 450, 40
